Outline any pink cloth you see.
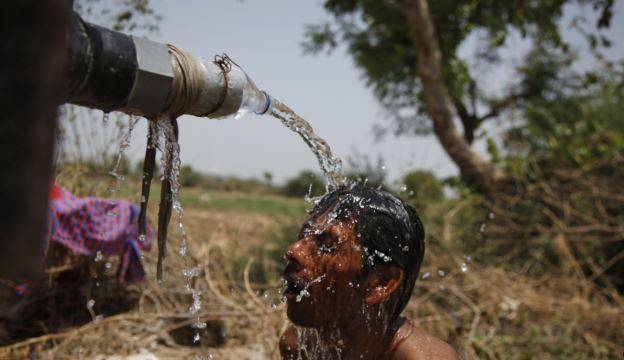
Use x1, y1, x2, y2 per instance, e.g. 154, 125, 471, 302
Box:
47, 184, 152, 284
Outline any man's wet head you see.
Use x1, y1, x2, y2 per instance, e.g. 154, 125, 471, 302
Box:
282, 182, 425, 329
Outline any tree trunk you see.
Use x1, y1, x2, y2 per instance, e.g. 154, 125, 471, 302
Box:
0, 1, 71, 278
407, 0, 506, 193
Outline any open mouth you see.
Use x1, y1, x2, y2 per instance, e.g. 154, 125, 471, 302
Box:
282, 275, 307, 298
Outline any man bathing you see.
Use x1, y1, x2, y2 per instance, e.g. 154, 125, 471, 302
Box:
280, 183, 458, 359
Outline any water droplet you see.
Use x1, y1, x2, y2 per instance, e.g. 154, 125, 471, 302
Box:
488, 212, 495, 219
138, 234, 146, 243
421, 272, 430, 280
460, 262, 468, 273
193, 333, 200, 343
400, 184, 407, 192
193, 321, 207, 329
437, 269, 446, 277
295, 289, 310, 302
182, 267, 201, 278
105, 262, 112, 269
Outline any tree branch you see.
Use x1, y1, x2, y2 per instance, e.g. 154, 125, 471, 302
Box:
451, 95, 478, 144
477, 90, 529, 123
407, 0, 507, 193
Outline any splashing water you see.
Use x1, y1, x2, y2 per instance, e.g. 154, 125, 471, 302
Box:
293, 274, 326, 303
268, 98, 344, 189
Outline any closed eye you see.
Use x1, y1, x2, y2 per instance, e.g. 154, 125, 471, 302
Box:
315, 232, 337, 254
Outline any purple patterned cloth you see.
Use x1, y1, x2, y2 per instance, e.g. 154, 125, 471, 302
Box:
47, 184, 152, 284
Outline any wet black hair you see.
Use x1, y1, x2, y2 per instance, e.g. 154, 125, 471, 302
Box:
309, 181, 425, 319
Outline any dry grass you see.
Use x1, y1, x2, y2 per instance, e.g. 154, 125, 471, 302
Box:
0, 183, 622, 359
407, 249, 623, 359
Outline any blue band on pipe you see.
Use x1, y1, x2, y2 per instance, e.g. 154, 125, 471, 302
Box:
255, 91, 271, 115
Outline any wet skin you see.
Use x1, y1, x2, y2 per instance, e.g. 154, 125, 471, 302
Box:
282, 213, 365, 328
280, 209, 458, 359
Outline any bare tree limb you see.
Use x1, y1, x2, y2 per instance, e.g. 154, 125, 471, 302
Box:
451, 95, 479, 144
407, 0, 507, 193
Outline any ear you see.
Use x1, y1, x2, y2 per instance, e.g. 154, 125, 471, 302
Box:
362, 265, 404, 305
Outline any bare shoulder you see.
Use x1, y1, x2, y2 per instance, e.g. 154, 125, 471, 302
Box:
279, 324, 302, 360
393, 322, 459, 360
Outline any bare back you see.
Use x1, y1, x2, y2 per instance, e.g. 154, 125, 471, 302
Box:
389, 321, 459, 360
279, 321, 458, 360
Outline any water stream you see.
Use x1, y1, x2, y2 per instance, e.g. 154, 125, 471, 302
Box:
155, 117, 207, 342
268, 98, 344, 189
109, 115, 139, 184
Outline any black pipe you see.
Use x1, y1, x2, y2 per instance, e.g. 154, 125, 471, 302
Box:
64, 12, 138, 112
62, 11, 247, 118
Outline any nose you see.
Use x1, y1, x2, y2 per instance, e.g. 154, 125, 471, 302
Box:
285, 237, 314, 269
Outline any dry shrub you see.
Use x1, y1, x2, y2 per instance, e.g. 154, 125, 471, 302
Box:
405, 245, 623, 359
482, 156, 623, 292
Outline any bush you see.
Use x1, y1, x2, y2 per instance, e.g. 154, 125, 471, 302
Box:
280, 170, 325, 198
180, 165, 203, 187
402, 170, 444, 211
464, 75, 624, 288
345, 152, 386, 190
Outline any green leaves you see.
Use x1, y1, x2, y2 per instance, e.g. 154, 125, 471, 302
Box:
304, 0, 618, 143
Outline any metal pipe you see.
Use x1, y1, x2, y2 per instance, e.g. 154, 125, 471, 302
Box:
63, 11, 269, 118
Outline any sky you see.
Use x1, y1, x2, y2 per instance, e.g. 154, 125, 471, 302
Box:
76, 0, 624, 185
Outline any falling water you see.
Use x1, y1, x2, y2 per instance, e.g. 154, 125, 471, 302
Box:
155, 117, 207, 342
156, 118, 187, 256
89, 114, 138, 318
109, 115, 139, 184
268, 98, 344, 189
106, 115, 138, 214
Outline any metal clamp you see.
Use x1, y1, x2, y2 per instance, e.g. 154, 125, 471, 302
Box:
125, 37, 174, 116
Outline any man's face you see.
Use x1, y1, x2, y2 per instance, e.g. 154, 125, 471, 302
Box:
282, 208, 366, 327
